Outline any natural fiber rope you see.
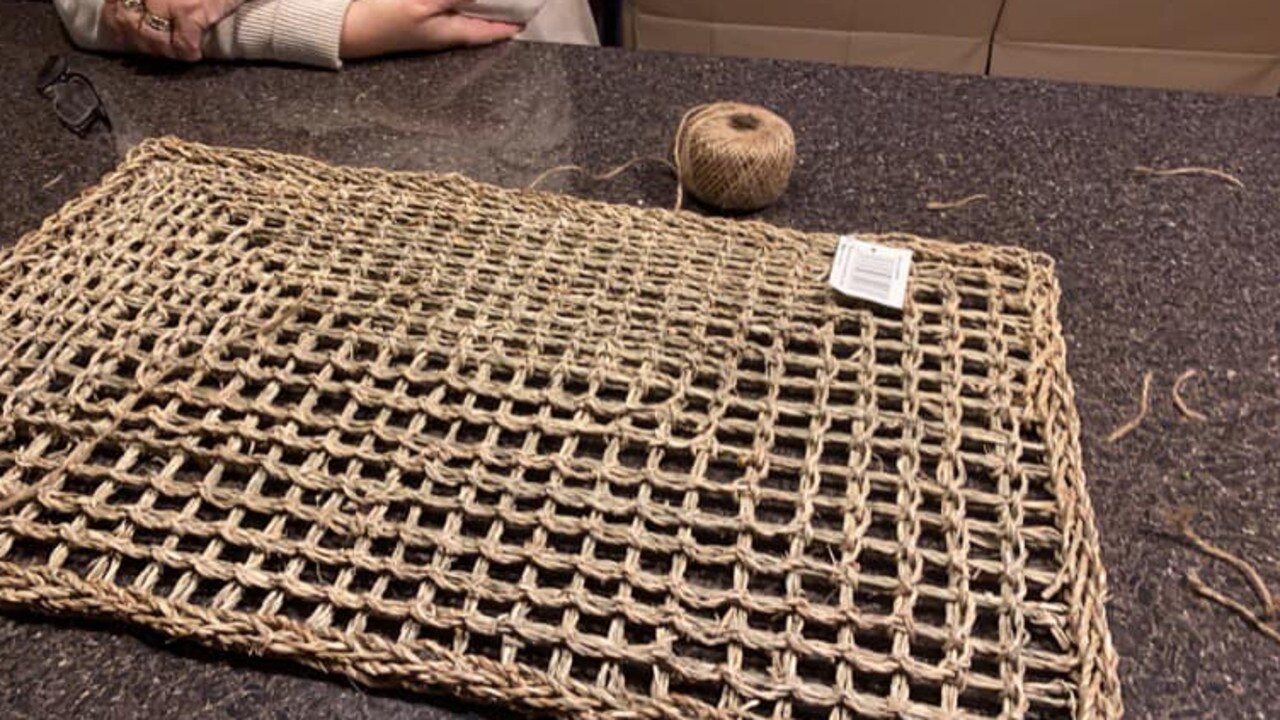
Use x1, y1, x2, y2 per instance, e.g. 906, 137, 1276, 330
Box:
1133, 165, 1245, 189
1106, 371, 1152, 443
1170, 509, 1280, 646
1171, 369, 1208, 422
672, 103, 795, 212
0, 137, 1122, 720
0, 285, 313, 517
1169, 508, 1275, 618
1186, 570, 1280, 646
926, 194, 988, 211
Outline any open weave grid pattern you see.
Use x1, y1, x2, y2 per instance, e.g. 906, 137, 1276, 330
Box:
0, 138, 1121, 719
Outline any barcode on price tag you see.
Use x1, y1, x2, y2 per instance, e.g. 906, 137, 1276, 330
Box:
828, 236, 913, 309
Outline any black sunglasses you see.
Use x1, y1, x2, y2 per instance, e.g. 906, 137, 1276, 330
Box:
37, 55, 111, 136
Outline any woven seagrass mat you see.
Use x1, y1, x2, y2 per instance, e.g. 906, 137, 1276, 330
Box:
0, 138, 1121, 719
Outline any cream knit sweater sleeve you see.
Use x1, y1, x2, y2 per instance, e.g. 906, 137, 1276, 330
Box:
54, 0, 353, 69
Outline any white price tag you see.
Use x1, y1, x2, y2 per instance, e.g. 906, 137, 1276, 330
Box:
828, 236, 913, 309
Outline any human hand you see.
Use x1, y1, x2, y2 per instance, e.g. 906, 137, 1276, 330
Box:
102, 0, 247, 61
341, 0, 522, 59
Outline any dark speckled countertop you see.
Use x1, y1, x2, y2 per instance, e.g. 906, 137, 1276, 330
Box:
2, 3, 1279, 718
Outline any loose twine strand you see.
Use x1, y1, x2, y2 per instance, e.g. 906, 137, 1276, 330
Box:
1106, 371, 1152, 443
1107, 368, 1213, 443
527, 103, 794, 212
525, 105, 708, 210
1113, 368, 1278, 648
1185, 571, 1280, 645
1133, 165, 1245, 189
1171, 369, 1208, 422
1167, 508, 1280, 646
926, 194, 988, 211
527, 103, 720, 210
527, 156, 679, 205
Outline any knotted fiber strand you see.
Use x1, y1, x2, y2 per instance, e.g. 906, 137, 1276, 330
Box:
674, 102, 796, 211
0, 138, 1123, 720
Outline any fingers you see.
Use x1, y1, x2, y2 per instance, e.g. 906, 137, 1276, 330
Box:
342, 0, 521, 60
432, 16, 521, 48
135, 22, 176, 59
103, 0, 141, 50
170, 0, 219, 60
170, 16, 205, 61
100, 0, 203, 61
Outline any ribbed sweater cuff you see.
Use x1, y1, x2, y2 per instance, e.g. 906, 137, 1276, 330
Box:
234, 0, 352, 69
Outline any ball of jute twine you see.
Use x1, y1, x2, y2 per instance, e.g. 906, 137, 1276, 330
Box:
528, 102, 797, 213
673, 102, 796, 212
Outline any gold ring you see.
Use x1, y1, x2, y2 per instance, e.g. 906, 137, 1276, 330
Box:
120, 0, 145, 13
143, 12, 173, 32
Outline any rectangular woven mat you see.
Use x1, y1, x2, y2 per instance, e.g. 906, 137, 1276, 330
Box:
0, 138, 1121, 719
